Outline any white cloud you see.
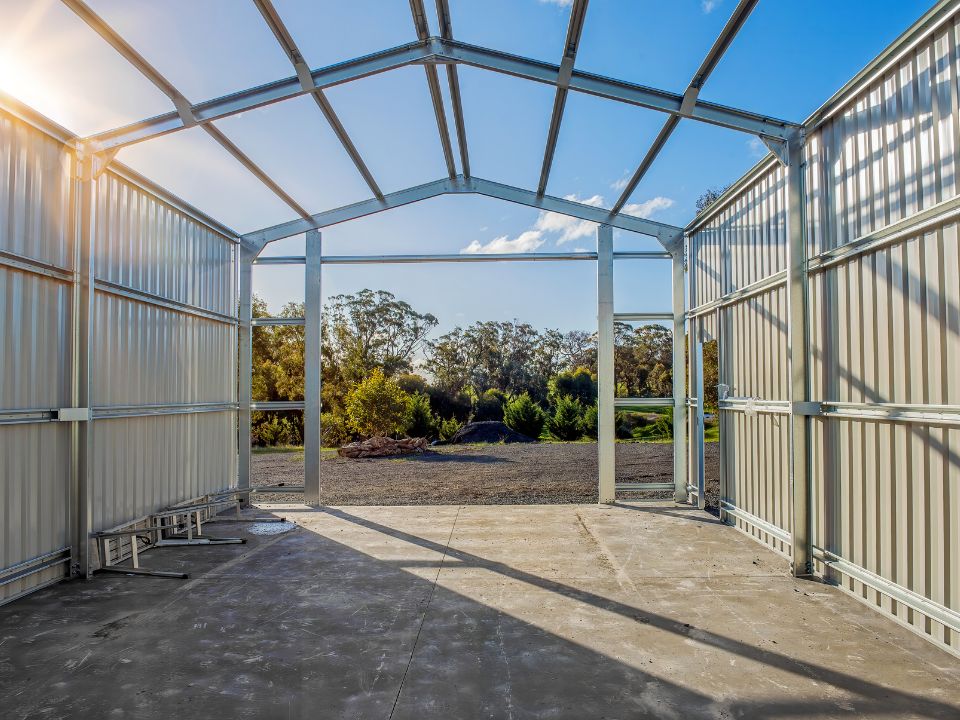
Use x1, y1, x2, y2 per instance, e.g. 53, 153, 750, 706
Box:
539, 0, 573, 6
702, 0, 719, 13
461, 230, 545, 254
622, 196, 675, 218
459, 192, 674, 253
611, 172, 632, 192
747, 136, 767, 159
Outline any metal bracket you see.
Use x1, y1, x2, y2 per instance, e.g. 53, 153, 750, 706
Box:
172, 96, 197, 128
57, 407, 91, 422
679, 86, 700, 116
557, 56, 575, 89
294, 61, 315, 93
76, 145, 119, 181
761, 136, 790, 166
792, 401, 822, 416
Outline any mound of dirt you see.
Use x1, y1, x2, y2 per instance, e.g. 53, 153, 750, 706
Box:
449, 421, 535, 444
338, 436, 429, 458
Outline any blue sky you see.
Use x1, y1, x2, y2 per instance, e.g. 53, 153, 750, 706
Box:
0, 0, 934, 334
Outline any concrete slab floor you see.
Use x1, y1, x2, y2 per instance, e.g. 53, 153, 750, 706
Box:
1, 502, 958, 719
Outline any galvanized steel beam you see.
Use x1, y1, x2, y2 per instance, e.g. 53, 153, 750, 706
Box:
537, 0, 588, 196
303, 231, 322, 505
238, 248, 255, 498
243, 176, 683, 248
410, 0, 458, 178
671, 247, 688, 502
435, 38, 799, 140
611, 0, 758, 213
71, 152, 96, 578
253, 0, 384, 200
785, 135, 812, 577
435, 0, 471, 177
596, 225, 615, 503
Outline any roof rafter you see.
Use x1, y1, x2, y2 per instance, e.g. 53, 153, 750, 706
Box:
537, 0, 589, 197
61, 0, 311, 220
409, 0, 458, 179
253, 0, 384, 201
610, 0, 759, 214
435, 0, 470, 177
242, 175, 683, 249
82, 37, 798, 155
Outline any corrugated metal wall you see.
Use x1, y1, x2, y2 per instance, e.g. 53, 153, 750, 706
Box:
687, 3, 960, 655
0, 102, 238, 602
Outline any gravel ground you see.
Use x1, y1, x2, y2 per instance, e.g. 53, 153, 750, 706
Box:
252, 441, 721, 506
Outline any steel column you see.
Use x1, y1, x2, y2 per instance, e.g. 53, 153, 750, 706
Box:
71, 153, 95, 578
785, 134, 812, 577
238, 247, 255, 498
304, 231, 322, 505
596, 225, 615, 504
671, 246, 688, 503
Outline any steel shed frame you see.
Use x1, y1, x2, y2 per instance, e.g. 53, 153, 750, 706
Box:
0, 0, 958, 660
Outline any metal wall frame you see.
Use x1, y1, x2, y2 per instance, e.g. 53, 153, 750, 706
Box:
686, 0, 960, 656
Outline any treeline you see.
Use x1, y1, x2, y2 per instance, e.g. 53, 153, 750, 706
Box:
251, 289, 676, 446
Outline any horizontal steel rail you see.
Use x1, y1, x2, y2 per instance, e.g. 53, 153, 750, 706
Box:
615, 482, 675, 492
806, 194, 960, 274
93, 279, 238, 325
687, 269, 787, 318
613, 312, 673, 322
251, 317, 305, 326
0, 548, 71, 588
250, 401, 305, 411
0, 250, 73, 282
613, 397, 673, 408
93, 402, 239, 420
718, 397, 792, 415
0, 409, 58, 425
812, 546, 960, 634
819, 401, 960, 428
720, 501, 792, 545
252, 250, 671, 265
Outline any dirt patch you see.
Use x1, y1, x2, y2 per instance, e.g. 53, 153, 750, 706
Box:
252, 442, 721, 505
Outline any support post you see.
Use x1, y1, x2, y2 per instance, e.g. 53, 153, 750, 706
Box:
596, 225, 615, 503
304, 231, 322, 505
238, 246, 254, 501
670, 242, 688, 503
786, 133, 812, 576
71, 152, 96, 578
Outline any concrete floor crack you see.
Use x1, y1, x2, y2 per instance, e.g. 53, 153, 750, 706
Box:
387, 505, 462, 719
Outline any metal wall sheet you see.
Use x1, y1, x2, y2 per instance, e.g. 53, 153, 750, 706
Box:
95, 170, 236, 317
0, 423, 71, 601
688, 159, 786, 310
0, 268, 71, 410
91, 413, 237, 531
0, 109, 72, 269
93, 294, 236, 407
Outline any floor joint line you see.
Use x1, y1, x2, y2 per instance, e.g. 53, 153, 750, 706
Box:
388, 505, 462, 719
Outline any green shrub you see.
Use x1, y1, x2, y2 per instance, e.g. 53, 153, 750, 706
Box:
321, 410, 353, 448
581, 403, 598, 439
548, 367, 596, 406
473, 388, 506, 421
438, 416, 462, 441
547, 395, 584, 441
426, 385, 472, 422
503, 392, 546, 439
345, 368, 411, 438
254, 415, 294, 446
406, 392, 437, 439
615, 411, 633, 439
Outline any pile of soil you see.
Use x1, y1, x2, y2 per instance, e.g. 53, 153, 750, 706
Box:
338, 436, 429, 459
449, 421, 535, 444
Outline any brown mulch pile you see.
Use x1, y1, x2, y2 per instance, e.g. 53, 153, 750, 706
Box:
337, 436, 429, 458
